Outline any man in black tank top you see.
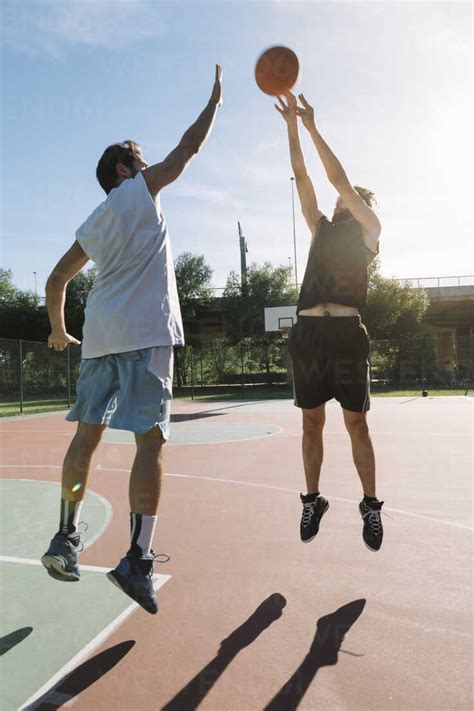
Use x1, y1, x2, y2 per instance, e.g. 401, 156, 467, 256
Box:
275, 91, 384, 552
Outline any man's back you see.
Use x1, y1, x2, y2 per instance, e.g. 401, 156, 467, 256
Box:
76, 172, 184, 359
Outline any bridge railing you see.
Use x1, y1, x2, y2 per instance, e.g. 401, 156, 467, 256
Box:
396, 275, 474, 289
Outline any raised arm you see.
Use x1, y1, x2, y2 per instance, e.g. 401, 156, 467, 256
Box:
296, 94, 381, 250
275, 93, 323, 236
46, 241, 88, 351
143, 65, 222, 198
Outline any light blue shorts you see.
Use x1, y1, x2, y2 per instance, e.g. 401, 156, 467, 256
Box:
66, 347, 173, 439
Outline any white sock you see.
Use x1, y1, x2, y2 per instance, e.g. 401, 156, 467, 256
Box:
130, 513, 157, 555
60, 499, 83, 535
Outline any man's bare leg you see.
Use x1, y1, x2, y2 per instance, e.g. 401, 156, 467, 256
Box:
302, 405, 325, 494
61, 422, 106, 503
42, 422, 105, 580
129, 425, 165, 516
300, 405, 329, 542
342, 409, 376, 496
106, 426, 166, 614
343, 409, 384, 551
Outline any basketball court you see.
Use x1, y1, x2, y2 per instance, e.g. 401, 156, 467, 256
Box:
0, 395, 472, 710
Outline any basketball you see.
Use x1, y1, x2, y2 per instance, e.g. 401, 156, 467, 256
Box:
254, 46, 299, 96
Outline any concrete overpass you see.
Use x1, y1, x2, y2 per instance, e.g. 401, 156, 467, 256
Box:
397, 276, 474, 376
397, 276, 474, 333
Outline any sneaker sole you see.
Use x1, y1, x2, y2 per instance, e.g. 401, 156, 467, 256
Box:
300, 501, 330, 543
41, 555, 80, 581
106, 572, 158, 614
363, 541, 382, 552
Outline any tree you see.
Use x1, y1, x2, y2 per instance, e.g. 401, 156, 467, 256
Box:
363, 259, 429, 340
174, 252, 213, 322
0, 269, 19, 303
0, 267, 97, 341
222, 262, 298, 339
363, 260, 434, 385
65, 267, 97, 338
0, 269, 47, 340
173, 253, 214, 386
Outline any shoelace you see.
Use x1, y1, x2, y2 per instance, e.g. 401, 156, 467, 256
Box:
302, 502, 317, 527
151, 551, 171, 564
361, 506, 393, 535
361, 508, 383, 535
74, 521, 89, 551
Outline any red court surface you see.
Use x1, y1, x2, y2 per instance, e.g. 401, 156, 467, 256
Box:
1, 396, 472, 710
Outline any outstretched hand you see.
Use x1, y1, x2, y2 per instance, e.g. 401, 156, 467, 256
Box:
295, 93, 315, 130
274, 91, 298, 125
210, 64, 223, 107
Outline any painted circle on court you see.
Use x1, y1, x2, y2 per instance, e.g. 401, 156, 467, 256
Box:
102, 421, 282, 445
0, 479, 111, 558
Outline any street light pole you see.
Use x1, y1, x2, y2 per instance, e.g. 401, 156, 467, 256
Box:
33, 272, 37, 299
290, 177, 298, 288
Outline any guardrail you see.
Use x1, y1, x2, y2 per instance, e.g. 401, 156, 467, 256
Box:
396, 276, 474, 289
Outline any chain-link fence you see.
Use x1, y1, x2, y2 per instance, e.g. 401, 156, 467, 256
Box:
1, 333, 472, 415
0, 338, 82, 414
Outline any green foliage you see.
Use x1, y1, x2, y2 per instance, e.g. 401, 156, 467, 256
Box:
363, 260, 433, 385
222, 262, 298, 339
174, 252, 213, 322
0, 267, 96, 340
65, 267, 97, 338
0, 271, 47, 340
364, 260, 429, 340
0, 269, 18, 302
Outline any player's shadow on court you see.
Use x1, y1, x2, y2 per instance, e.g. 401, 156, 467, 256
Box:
161, 593, 287, 711
0, 626, 33, 655
264, 598, 366, 711
27, 640, 135, 710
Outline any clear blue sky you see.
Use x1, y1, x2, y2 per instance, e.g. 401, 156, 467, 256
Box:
1, 0, 472, 295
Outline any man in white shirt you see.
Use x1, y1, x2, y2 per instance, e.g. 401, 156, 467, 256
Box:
41, 66, 222, 614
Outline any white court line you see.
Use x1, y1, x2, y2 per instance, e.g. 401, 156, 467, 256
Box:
0, 555, 170, 580
1, 465, 471, 531
276, 431, 472, 437
103, 423, 284, 446
0, 555, 171, 711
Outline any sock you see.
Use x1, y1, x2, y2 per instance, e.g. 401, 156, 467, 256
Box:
60, 498, 83, 536
301, 491, 320, 503
130, 513, 157, 556
363, 495, 378, 506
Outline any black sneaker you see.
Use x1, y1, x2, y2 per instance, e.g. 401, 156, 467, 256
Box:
41, 531, 82, 581
359, 500, 384, 551
107, 549, 170, 615
300, 493, 330, 543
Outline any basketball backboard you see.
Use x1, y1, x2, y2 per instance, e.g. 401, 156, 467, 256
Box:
264, 305, 297, 333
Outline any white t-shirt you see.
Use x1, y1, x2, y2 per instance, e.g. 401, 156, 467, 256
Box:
76, 172, 184, 359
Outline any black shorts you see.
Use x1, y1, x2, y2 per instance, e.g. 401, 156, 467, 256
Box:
288, 315, 371, 412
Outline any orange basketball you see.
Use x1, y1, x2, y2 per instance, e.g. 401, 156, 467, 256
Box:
255, 46, 300, 96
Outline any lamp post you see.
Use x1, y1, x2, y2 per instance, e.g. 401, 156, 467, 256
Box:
290, 177, 298, 288
33, 272, 37, 299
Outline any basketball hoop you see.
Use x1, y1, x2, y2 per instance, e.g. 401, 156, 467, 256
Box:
280, 326, 291, 340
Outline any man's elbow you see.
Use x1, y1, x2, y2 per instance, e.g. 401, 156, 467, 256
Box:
46, 273, 67, 291
327, 170, 346, 188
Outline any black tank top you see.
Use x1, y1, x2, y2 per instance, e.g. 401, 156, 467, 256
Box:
297, 216, 378, 312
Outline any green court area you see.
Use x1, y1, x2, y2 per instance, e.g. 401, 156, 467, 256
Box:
0, 480, 170, 710
1, 386, 468, 417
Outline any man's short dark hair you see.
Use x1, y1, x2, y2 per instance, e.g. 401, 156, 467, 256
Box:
96, 140, 141, 194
